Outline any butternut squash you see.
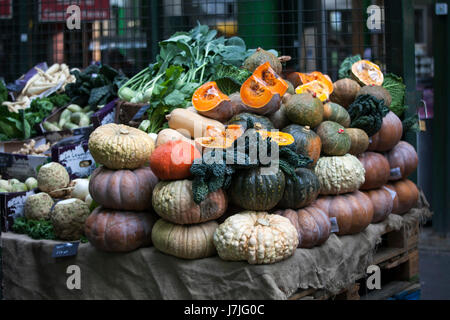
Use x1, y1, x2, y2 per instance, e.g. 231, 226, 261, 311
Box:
166, 108, 225, 139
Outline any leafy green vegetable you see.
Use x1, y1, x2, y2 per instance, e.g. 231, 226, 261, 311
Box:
119, 24, 258, 133
338, 55, 361, 79
402, 113, 420, 136
214, 65, 252, 95
12, 217, 56, 240
382, 73, 408, 117
190, 129, 312, 203
348, 94, 390, 137
65, 63, 127, 107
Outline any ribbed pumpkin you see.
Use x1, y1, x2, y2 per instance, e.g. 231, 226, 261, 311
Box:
275, 207, 331, 248
356, 85, 392, 107
88, 123, 155, 169
323, 102, 351, 127
363, 187, 394, 223
368, 111, 403, 152
229, 167, 285, 211
314, 154, 365, 195
282, 124, 321, 168
152, 179, 227, 224
152, 219, 218, 259
149, 140, 201, 180
284, 93, 324, 128
329, 78, 361, 109
227, 112, 274, 131
357, 152, 390, 190
315, 121, 351, 156
346, 128, 369, 155
385, 179, 419, 215
213, 211, 298, 264
313, 191, 374, 235
89, 166, 159, 211
385, 141, 418, 180
279, 168, 320, 209
84, 207, 157, 252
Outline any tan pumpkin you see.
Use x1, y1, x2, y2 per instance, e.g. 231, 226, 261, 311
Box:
346, 128, 369, 155
363, 187, 394, 223
275, 207, 331, 248
313, 191, 374, 235
368, 111, 403, 152
385, 141, 418, 180
156, 128, 198, 150
213, 211, 298, 264
152, 179, 227, 224
88, 123, 155, 170
89, 166, 158, 211
152, 219, 218, 259
329, 78, 361, 109
357, 152, 390, 190
84, 207, 157, 252
385, 179, 419, 215
314, 154, 365, 195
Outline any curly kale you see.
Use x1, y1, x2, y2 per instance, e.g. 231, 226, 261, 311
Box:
190, 130, 312, 203
402, 113, 420, 137
348, 94, 390, 137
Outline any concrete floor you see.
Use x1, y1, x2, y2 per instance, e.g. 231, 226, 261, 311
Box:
419, 227, 450, 300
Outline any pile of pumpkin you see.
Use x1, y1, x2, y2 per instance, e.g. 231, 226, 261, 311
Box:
82, 49, 420, 266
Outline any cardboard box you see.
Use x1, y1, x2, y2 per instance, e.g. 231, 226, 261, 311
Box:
1, 188, 37, 232
0, 137, 52, 180
92, 98, 118, 129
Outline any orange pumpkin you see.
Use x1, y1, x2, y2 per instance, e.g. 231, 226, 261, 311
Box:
195, 125, 245, 149
351, 60, 384, 86
192, 81, 234, 122
150, 140, 202, 180
287, 71, 333, 91
255, 130, 295, 146
240, 62, 288, 115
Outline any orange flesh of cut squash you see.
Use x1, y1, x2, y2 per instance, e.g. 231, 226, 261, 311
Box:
240, 62, 288, 108
199, 124, 244, 149
256, 130, 295, 146
192, 81, 230, 112
351, 60, 384, 86
295, 80, 331, 102
298, 71, 334, 94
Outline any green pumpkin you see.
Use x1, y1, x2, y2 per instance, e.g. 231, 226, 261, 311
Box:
315, 121, 351, 156
282, 124, 322, 168
230, 167, 285, 211
323, 102, 351, 127
284, 93, 324, 128
227, 112, 274, 131
279, 168, 320, 209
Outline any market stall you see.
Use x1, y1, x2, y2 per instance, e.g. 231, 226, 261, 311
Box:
1, 24, 427, 301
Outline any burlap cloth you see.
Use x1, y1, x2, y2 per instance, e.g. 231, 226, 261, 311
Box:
1, 192, 431, 300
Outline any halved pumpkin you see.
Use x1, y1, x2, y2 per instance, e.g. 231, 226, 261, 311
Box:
287, 71, 333, 94
197, 124, 245, 149
295, 80, 331, 102
256, 130, 295, 146
192, 81, 233, 122
351, 60, 384, 86
240, 62, 288, 115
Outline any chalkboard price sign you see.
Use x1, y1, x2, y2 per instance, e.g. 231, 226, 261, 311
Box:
52, 242, 79, 258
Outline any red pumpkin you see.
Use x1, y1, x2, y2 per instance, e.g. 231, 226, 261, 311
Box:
385, 141, 418, 180
357, 152, 390, 190
150, 140, 202, 180
89, 166, 159, 211
385, 179, 419, 215
275, 206, 331, 248
85, 207, 157, 252
368, 111, 403, 152
313, 191, 374, 235
363, 187, 394, 223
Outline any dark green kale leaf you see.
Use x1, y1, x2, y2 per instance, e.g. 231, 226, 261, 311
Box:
348, 94, 390, 137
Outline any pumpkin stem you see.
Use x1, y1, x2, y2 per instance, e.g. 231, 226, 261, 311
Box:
119, 128, 129, 135
304, 126, 310, 131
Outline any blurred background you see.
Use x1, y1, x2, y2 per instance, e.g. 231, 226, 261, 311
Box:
0, 0, 448, 299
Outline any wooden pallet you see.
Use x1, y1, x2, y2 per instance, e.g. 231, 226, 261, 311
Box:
289, 221, 421, 300
288, 283, 360, 300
